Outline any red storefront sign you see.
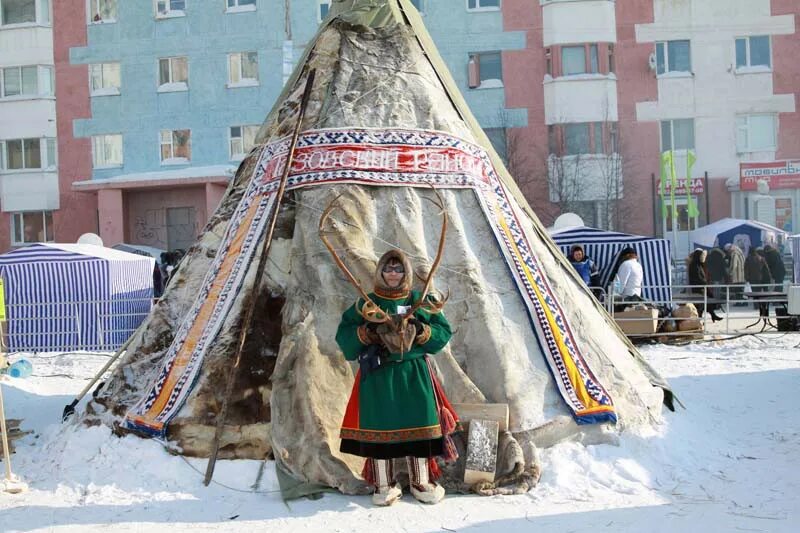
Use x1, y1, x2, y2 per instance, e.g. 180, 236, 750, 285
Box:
657, 177, 705, 196
740, 160, 800, 191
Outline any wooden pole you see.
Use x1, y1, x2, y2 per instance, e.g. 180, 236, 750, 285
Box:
1, 319, 27, 493
203, 68, 317, 486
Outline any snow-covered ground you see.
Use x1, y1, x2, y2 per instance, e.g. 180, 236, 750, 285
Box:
1, 337, 799, 532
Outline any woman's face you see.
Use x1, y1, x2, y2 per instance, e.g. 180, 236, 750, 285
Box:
382, 261, 405, 288
573, 249, 584, 261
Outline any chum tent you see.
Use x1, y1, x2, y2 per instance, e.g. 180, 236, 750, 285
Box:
0, 243, 154, 352
85, 0, 670, 497
691, 218, 786, 255
550, 226, 673, 303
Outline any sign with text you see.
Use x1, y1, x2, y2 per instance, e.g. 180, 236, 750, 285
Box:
740, 160, 800, 191
657, 177, 705, 196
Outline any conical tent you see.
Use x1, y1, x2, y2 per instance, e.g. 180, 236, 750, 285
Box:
85, 0, 669, 495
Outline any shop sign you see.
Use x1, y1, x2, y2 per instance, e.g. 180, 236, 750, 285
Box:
740, 160, 800, 191
657, 177, 705, 196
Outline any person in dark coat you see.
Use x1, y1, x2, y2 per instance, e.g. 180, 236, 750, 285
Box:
705, 248, 727, 284
745, 247, 771, 315
762, 245, 786, 291
687, 249, 723, 322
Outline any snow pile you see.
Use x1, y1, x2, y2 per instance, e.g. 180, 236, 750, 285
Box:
1, 337, 799, 532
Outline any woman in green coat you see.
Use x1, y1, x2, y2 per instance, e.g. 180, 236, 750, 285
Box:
336, 249, 457, 506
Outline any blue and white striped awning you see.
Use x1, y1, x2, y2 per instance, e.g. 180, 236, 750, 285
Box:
550, 226, 673, 303
0, 243, 154, 352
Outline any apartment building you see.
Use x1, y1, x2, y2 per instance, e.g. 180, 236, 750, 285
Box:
46, 0, 524, 252
0, 0, 58, 249
501, 0, 799, 259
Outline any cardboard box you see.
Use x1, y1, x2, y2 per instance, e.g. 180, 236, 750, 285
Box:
614, 308, 659, 335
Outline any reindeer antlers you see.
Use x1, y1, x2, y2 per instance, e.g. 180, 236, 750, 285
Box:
318, 185, 449, 324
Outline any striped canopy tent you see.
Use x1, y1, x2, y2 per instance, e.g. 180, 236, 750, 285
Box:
550, 226, 673, 303
0, 243, 154, 352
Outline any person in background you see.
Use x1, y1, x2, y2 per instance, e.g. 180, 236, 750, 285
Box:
762, 244, 786, 291
724, 243, 746, 305
568, 244, 600, 288
745, 247, 771, 315
153, 263, 164, 299
688, 249, 723, 322
614, 247, 644, 302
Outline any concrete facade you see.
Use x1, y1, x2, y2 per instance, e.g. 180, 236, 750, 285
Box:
0, 0, 59, 249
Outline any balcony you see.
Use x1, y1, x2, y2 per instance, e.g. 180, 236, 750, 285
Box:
0, 170, 59, 211
544, 75, 618, 124
542, 0, 616, 46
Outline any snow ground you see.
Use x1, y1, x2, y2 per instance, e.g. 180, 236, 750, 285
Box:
1, 337, 799, 533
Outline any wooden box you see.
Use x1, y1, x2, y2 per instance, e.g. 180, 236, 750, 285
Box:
614, 308, 659, 335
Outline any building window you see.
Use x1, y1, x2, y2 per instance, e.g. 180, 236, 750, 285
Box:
736, 114, 776, 153
564, 124, 591, 155
467, 0, 499, 11
656, 40, 691, 75
664, 199, 698, 233
467, 51, 502, 89
318, 0, 329, 21
158, 56, 188, 91
155, 0, 185, 18
1, 66, 39, 98
10, 65, 51, 97
0, 0, 35, 25
3, 139, 32, 170
11, 211, 54, 245
735, 36, 771, 69
561, 44, 599, 76
90, 63, 121, 96
91, 134, 123, 168
89, 0, 117, 24
660, 119, 695, 152
551, 122, 613, 156
228, 52, 259, 87
229, 125, 259, 160
0, 137, 56, 171
227, 0, 255, 12
160, 129, 191, 164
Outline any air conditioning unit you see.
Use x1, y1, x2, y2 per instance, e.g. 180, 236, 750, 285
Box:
648, 52, 657, 71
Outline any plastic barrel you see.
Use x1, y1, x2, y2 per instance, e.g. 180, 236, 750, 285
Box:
8, 359, 33, 378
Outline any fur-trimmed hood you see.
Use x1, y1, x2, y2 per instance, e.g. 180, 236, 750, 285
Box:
374, 249, 413, 297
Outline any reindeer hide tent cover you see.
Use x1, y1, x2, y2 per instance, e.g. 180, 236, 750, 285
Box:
85, 0, 669, 495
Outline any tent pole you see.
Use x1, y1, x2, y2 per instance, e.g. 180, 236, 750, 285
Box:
203, 68, 317, 487
704, 171, 710, 226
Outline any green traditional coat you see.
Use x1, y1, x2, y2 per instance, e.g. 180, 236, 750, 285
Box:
337, 290, 453, 459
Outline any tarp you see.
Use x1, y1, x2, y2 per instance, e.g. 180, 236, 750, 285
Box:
0, 243, 154, 352
691, 218, 786, 255
550, 226, 673, 303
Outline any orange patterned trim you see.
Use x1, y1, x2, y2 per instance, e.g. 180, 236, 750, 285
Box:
374, 287, 410, 300
415, 324, 432, 345
357, 325, 371, 345
340, 424, 442, 443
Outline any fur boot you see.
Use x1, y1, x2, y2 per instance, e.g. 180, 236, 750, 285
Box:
369, 459, 402, 506
406, 456, 445, 504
